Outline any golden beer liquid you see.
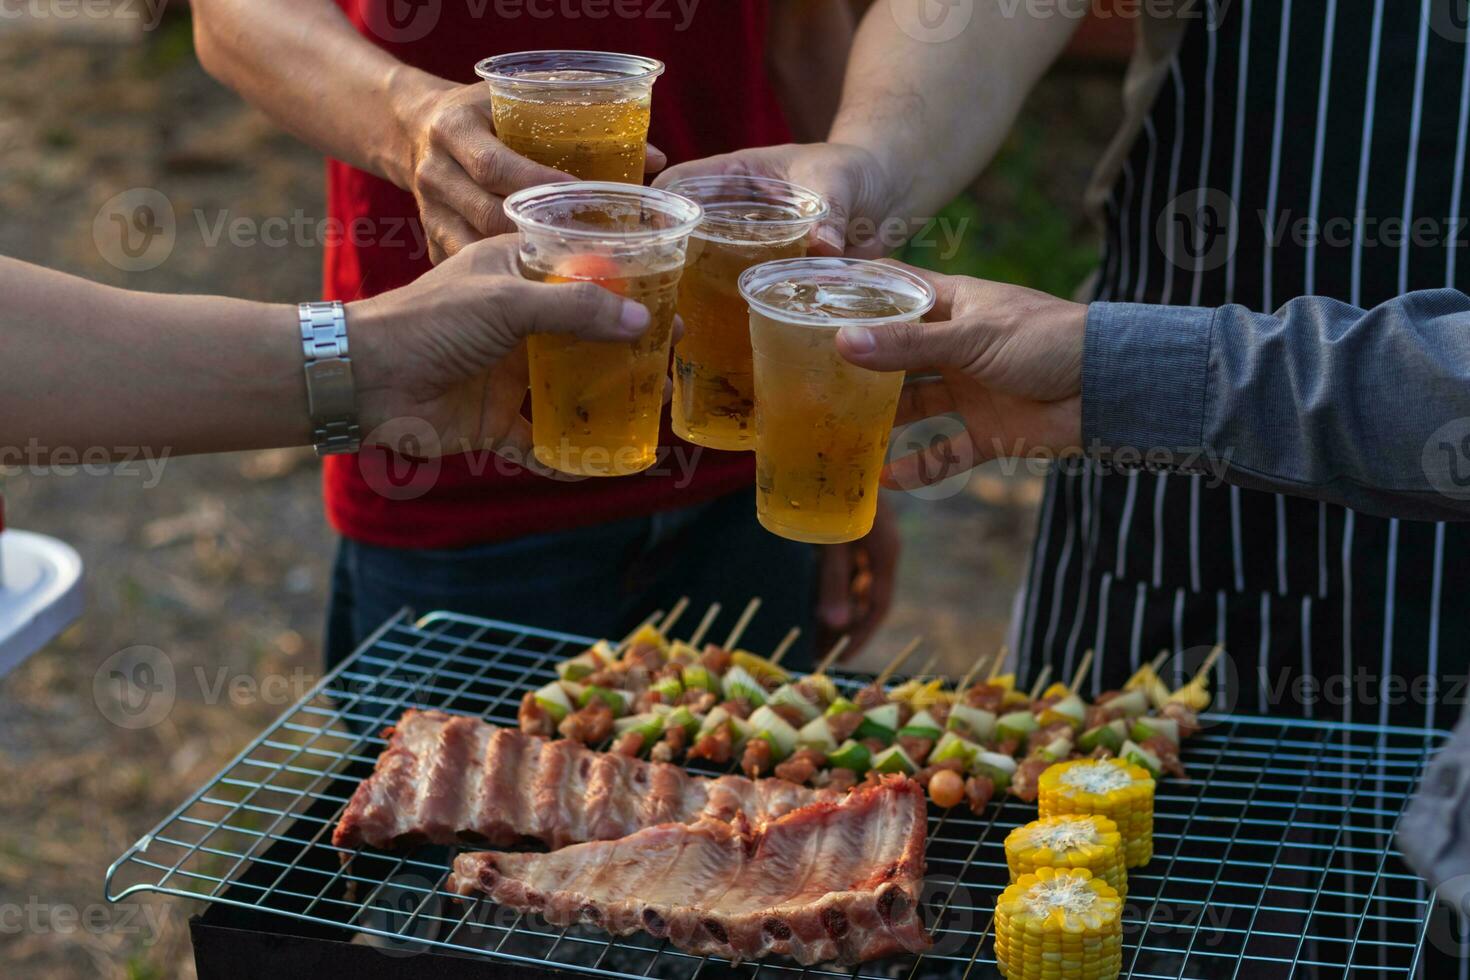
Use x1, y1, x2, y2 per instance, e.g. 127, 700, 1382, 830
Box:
750, 284, 916, 544
672, 226, 807, 450
489, 73, 650, 183
525, 260, 681, 477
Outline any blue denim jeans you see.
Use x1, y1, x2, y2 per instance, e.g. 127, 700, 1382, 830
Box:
325, 488, 820, 674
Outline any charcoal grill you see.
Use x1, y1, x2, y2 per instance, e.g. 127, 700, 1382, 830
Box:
104, 609, 1455, 978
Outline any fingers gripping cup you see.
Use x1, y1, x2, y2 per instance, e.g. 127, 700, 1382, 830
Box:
476, 51, 664, 183
740, 258, 936, 544
504, 182, 702, 478
665, 177, 829, 451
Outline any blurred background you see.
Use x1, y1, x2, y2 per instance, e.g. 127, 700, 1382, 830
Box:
0, 3, 1125, 976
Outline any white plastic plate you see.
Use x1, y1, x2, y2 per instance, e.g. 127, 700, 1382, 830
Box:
0, 529, 84, 678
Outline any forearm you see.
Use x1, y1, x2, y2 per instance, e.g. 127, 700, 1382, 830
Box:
190, 0, 450, 187
0, 257, 313, 459
766, 1, 857, 143
1084, 290, 1470, 521
829, 0, 1078, 220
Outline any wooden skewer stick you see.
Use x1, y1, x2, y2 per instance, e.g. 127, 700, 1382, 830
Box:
722, 597, 762, 650
659, 596, 691, 637
812, 636, 851, 677
874, 636, 924, 688
687, 602, 722, 649
619, 609, 664, 649
1028, 665, 1053, 701
953, 650, 991, 701
1148, 650, 1171, 675
987, 646, 1010, 682
915, 652, 942, 681
1190, 645, 1225, 684
769, 627, 802, 667
1068, 650, 1095, 696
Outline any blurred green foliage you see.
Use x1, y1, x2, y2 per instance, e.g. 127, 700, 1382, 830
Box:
898, 123, 1101, 300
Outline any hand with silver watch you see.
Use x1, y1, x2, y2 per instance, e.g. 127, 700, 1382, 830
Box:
0, 236, 653, 472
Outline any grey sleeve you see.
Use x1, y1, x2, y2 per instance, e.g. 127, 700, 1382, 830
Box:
1082, 289, 1470, 522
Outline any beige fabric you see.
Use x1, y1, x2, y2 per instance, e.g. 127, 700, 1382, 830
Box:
1075, 3, 1195, 301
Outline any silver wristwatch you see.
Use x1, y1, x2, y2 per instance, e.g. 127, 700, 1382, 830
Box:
298, 301, 362, 456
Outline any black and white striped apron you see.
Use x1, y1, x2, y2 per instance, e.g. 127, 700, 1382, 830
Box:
1013, 3, 1470, 972
1020, 0, 1470, 734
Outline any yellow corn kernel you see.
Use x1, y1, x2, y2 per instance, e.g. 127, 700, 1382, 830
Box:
994, 868, 1124, 980
1005, 815, 1129, 899
1038, 759, 1155, 868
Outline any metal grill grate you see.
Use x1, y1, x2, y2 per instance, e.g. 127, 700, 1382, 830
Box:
105, 610, 1449, 979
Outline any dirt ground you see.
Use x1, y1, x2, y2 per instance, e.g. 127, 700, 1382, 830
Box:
0, 9, 1121, 977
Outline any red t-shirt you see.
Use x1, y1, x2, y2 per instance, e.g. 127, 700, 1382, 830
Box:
323, 1, 792, 549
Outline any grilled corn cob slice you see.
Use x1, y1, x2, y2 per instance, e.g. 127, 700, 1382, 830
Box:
994, 867, 1123, 980
1038, 759, 1155, 868
1005, 815, 1128, 899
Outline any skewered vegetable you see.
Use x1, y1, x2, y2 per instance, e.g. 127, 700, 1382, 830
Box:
994, 868, 1123, 980
748, 705, 800, 759
897, 709, 944, 740
972, 750, 1018, 792
722, 664, 768, 706
1078, 719, 1128, 755
855, 703, 902, 742
1038, 759, 1155, 868
827, 739, 872, 773
1119, 739, 1164, 778
532, 681, 574, 723
996, 710, 1040, 743
871, 744, 918, 776
947, 703, 996, 741
796, 716, 837, 752
1004, 815, 1128, 899
929, 731, 979, 768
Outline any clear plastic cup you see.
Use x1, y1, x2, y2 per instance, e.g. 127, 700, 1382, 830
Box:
664, 176, 829, 451
739, 258, 937, 543
504, 182, 702, 477
476, 51, 665, 183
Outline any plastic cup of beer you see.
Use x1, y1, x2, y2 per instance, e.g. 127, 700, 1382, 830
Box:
476, 51, 664, 182
739, 258, 937, 543
503, 182, 702, 478
664, 176, 828, 451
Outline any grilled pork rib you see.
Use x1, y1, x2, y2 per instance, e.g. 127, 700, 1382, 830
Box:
332, 709, 836, 852
448, 776, 931, 966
